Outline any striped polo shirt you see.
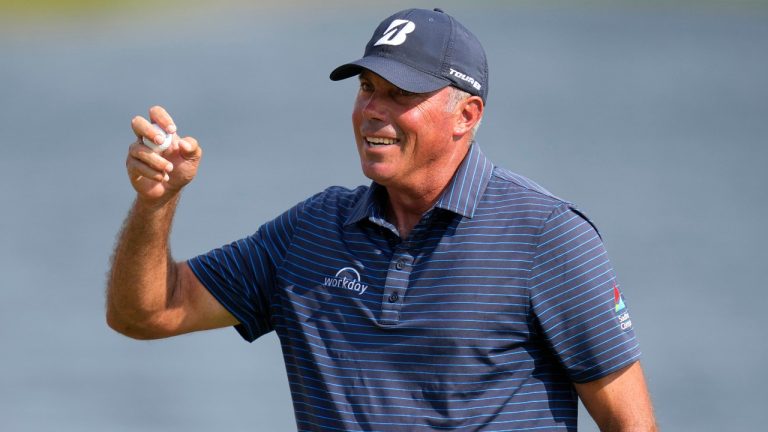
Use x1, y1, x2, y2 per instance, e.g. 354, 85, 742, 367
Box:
188, 144, 641, 431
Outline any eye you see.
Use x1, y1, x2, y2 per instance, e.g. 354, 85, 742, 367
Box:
359, 81, 373, 93
395, 88, 417, 97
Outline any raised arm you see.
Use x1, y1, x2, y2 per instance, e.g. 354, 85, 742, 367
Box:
574, 361, 657, 432
106, 106, 237, 340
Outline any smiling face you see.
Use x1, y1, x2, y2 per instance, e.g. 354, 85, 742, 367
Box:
352, 70, 466, 194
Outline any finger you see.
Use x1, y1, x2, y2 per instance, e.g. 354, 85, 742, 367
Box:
131, 115, 167, 146
178, 136, 202, 160
149, 105, 177, 135
127, 157, 170, 183
133, 175, 168, 195
167, 132, 181, 153
129, 142, 174, 173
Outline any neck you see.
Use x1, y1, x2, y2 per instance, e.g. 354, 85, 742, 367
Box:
384, 144, 470, 239
384, 186, 441, 239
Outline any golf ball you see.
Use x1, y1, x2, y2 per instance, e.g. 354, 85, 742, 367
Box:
142, 124, 173, 152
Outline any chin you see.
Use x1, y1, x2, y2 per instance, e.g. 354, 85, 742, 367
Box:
361, 162, 396, 185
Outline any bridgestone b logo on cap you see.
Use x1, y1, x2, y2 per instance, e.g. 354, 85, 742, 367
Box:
374, 19, 416, 46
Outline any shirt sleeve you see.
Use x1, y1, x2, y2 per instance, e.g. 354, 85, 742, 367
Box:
528, 204, 641, 383
186, 201, 304, 342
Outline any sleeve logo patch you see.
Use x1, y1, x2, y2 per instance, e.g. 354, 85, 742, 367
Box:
614, 283, 626, 313
614, 283, 632, 330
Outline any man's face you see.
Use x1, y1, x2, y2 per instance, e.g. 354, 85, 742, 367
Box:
352, 70, 459, 191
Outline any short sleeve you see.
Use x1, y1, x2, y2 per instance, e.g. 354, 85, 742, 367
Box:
529, 204, 641, 383
187, 201, 304, 342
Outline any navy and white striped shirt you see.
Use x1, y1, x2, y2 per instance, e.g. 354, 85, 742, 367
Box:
188, 144, 641, 431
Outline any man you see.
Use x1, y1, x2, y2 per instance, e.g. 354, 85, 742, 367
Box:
108, 8, 656, 431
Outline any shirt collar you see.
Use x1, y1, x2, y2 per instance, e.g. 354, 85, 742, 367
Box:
345, 144, 494, 226
433, 143, 494, 218
345, 182, 388, 227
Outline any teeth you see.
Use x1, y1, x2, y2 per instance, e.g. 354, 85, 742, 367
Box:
366, 137, 397, 145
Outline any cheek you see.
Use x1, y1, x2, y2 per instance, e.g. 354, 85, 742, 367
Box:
406, 110, 447, 144
351, 100, 362, 125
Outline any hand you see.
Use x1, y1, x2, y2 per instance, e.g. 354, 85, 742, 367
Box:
126, 106, 202, 205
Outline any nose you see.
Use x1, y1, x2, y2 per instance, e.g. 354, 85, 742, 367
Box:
360, 90, 387, 122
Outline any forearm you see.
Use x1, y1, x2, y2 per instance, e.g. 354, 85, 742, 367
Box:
593, 414, 657, 432
106, 195, 181, 338
576, 362, 657, 432
109, 106, 210, 337
591, 402, 657, 432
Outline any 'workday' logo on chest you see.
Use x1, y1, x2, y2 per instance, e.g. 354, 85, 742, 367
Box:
323, 267, 368, 296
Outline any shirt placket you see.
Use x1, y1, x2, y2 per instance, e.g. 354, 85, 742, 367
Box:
380, 244, 414, 325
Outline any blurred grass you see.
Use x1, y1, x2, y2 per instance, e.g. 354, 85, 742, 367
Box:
0, 0, 143, 13
1, 0, 766, 15
0, 0, 214, 19
0, 0, 764, 28
0, 0, 216, 30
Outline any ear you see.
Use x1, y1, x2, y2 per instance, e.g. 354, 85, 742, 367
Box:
453, 96, 484, 139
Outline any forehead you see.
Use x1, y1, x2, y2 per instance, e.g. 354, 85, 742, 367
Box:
358, 69, 448, 98
358, 69, 396, 86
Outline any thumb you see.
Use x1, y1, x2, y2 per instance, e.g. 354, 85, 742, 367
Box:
179, 136, 202, 160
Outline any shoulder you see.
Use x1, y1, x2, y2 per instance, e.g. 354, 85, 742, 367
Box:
480, 166, 570, 217
304, 185, 368, 207
282, 184, 370, 231
299, 185, 369, 215
255, 185, 370, 261
483, 166, 601, 236
489, 166, 569, 206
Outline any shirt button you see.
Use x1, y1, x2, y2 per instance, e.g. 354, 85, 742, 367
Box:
388, 292, 399, 303
395, 259, 404, 270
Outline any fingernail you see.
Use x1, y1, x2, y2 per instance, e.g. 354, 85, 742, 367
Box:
179, 139, 189, 151
154, 134, 165, 145
164, 173, 170, 182
167, 124, 177, 134
166, 163, 173, 173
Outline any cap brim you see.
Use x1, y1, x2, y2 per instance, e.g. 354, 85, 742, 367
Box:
330, 56, 451, 94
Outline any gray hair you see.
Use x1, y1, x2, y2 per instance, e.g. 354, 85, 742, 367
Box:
446, 87, 482, 140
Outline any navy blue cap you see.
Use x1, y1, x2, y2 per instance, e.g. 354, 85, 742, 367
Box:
330, 8, 488, 102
